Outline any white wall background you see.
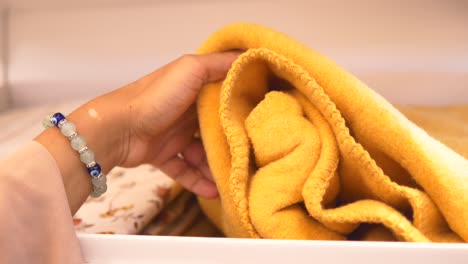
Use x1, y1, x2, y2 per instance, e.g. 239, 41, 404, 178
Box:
3, 0, 468, 108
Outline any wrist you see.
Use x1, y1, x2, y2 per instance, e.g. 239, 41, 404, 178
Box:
35, 91, 130, 213
68, 93, 130, 171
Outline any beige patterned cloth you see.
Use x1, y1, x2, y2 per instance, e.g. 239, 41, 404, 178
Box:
73, 165, 177, 234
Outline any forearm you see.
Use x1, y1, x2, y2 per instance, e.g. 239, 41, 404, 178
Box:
0, 142, 83, 263
35, 90, 130, 214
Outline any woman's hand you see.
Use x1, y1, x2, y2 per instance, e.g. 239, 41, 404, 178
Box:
36, 52, 240, 213
121, 52, 240, 196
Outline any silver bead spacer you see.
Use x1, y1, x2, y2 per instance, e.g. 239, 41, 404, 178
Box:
57, 119, 67, 128
68, 132, 78, 140
86, 161, 97, 168
78, 147, 89, 155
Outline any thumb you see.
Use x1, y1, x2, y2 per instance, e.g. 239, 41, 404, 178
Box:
146, 51, 241, 124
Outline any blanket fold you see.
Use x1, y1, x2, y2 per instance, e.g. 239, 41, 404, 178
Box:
196, 23, 468, 242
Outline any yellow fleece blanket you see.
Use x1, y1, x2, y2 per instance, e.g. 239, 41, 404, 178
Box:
196, 23, 468, 242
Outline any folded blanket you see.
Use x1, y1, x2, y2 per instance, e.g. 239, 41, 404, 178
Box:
141, 191, 200, 236
180, 213, 222, 238
196, 23, 468, 242
140, 190, 221, 237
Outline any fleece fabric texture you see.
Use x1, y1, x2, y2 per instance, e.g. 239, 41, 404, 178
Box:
196, 23, 468, 242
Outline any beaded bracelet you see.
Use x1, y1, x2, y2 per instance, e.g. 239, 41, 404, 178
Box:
42, 113, 108, 198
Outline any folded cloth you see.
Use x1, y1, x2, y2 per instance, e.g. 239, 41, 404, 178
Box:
196, 23, 468, 242
141, 191, 201, 236
181, 214, 222, 238
73, 165, 179, 234
141, 190, 222, 237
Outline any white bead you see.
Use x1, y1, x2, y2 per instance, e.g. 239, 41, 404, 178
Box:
80, 149, 95, 164
60, 121, 76, 137
71, 136, 87, 151
90, 191, 101, 198
94, 184, 107, 195
42, 114, 54, 129
92, 174, 107, 187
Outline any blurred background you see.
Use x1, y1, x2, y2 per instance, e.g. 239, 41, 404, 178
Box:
0, 0, 467, 110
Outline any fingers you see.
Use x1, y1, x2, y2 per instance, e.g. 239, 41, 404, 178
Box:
146, 104, 199, 161
168, 51, 242, 91
157, 139, 218, 199
182, 140, 214, 182
133, 51, 241, 96
135, 52, 241, 131
189, 51, 243, 84
158, 155, 219, 199
124, 51, 239, 188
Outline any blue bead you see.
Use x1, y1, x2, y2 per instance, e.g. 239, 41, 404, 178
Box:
52, 113, 66, 127
50, 117, 58, 125
87, 163, 102, 178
